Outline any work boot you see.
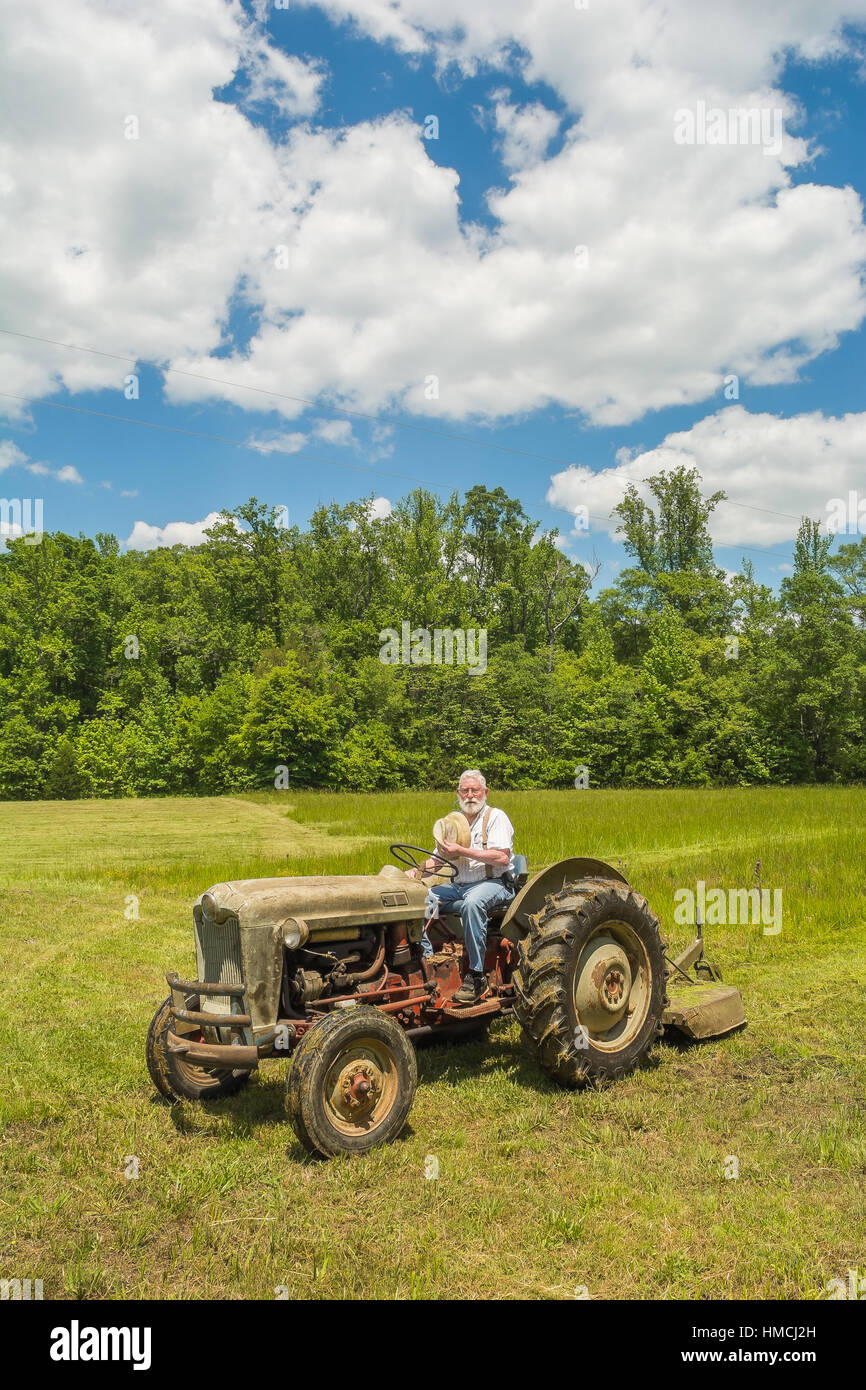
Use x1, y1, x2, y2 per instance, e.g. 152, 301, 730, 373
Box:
453, 971, 490, 1006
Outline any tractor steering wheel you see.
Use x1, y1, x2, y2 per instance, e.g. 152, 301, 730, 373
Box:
389, 844, 458, 881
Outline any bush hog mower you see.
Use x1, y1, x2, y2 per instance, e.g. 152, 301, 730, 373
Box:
147, 843, 746, 1157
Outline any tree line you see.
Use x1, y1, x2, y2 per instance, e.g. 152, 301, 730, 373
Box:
1, 470, 864, 798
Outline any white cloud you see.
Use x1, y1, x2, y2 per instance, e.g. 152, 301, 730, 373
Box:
54, 464, 83, 484
126, 510, 225, 550
27, 460, 82, 482
241, 38, 325, 119
247, 430, 308, 454
2, 0, 866, 432
369, 423, 395, 459
547, 405, 866, 548
300, 1, 863, 93
0, 0, 322, 410
0, 441, 28, 472
120, 488, 138, 498
314, 418, 356, 446
368, 495, 392, 520
162, 2, 866, 426
491, 91, 560, 172
0, 440, 82, 482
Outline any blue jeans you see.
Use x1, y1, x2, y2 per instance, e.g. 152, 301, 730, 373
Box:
422, 878, 515, 974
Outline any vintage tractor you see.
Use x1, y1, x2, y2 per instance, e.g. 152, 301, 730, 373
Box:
147, 843, 745, 1157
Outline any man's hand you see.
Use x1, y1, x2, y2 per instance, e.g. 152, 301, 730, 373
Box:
438, 839, 465, 859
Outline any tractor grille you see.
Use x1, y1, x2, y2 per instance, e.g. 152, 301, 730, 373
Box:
194, 914, 244, 1014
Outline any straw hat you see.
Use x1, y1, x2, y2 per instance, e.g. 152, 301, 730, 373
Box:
432, 810, 471, 851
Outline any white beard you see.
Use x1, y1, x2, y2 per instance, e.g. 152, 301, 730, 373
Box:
459, 794, 487, 817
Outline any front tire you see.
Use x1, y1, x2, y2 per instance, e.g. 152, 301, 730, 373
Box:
146, 996, 253, 1102
513, 878, 667, 1088
287, 1007, 417, 1157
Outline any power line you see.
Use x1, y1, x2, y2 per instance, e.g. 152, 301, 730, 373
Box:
0, 324, 809, 526
0, 327, 590, 469
0, 389, 796, 563
0, 386, 618, 526
0, 392, 438, 488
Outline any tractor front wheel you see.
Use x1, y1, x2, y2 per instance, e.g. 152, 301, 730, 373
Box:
287, 1007, 417, 1157
513, 878, 667, 1088
146, 997, 253, 1102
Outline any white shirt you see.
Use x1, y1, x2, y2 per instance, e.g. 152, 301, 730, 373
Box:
456, 805, 516, 884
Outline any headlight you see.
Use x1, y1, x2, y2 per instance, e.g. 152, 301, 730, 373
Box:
283, 917, 309, 950
199, 883, 242, 923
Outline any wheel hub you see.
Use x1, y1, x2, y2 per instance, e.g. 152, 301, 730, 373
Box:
602, 966, 626, 1009
336, 1060, 382, 1117
574, 935, 633, 1035
321, 1035, 403, 1140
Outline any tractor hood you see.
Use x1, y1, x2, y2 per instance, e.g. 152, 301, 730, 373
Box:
196, 867, 427, 944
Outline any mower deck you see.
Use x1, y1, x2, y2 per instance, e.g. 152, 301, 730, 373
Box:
663, 981, 746, 1039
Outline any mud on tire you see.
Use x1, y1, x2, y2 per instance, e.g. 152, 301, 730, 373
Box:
513, 878, 667, 1088
146, 996, 253, 1102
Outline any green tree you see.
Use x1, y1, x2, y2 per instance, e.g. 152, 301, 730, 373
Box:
44, 733, 84, 799
614, 465, 725, 575
764, 520, 863, 779
830, 534, 866, 626
610, 466, 733, 636
237, 658, 339, 788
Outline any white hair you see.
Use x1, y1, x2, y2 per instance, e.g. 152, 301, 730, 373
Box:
458, 769, 487, 789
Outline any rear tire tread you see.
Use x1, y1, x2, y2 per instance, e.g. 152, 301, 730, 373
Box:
514, 879, 667, 1089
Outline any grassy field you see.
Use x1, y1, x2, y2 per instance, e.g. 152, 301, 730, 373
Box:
1, 787, 864, 1300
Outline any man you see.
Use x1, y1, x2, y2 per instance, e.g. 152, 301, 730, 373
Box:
413, 770, 516, 1006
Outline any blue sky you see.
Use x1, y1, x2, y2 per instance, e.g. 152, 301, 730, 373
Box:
1, 0, 865, 587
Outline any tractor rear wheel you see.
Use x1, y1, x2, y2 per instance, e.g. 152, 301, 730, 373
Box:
287, 1007, 417, 1157
146, 997, 252, 1102
513, 878, 667, 1088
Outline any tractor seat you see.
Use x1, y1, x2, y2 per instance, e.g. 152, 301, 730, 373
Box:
512, 854, 529, 888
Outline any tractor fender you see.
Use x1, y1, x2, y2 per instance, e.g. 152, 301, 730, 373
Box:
500, 856, 630, 944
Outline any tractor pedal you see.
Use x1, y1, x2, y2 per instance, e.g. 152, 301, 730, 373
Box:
441, 996, 500, 1020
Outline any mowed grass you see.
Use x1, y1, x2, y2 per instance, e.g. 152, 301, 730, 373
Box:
1, 787, 864, 1300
